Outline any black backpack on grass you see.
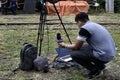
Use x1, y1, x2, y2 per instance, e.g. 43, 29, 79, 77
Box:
19, 43, 37, 71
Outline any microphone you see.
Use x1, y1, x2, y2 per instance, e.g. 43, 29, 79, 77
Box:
56, 33, 63, 43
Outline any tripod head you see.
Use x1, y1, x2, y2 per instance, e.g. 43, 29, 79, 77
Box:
40, 0, 59, 14
39, 0, 59, 17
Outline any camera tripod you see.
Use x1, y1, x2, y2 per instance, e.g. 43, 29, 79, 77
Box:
37, 2, 72, 56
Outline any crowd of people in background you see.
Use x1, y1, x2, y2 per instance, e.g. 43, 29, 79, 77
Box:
0, 0, 18, 15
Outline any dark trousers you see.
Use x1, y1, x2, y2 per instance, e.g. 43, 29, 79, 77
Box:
9, 5, 17, 15
1, 5, 7, 15
70, 44, 108, 72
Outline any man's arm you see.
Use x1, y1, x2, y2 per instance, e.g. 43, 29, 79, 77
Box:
58, 40, 84, 50
16, 2, 20, 8
58, 28, 91, 50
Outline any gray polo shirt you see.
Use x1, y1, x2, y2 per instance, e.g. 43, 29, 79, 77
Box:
77, 21, 116, 62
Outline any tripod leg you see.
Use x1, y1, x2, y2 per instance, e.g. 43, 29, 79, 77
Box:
40, 15, 46, 56
38, 12, 47, 56
53, 3, 72, 44
36, 14, 41, 54
37, 12, 44, 56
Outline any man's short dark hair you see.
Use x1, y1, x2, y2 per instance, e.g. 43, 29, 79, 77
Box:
75, 12, 89, 22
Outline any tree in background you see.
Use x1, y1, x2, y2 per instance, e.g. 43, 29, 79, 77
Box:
96, 0, 105, 12
105, 0, 114, 13
114, 0, 120, 13
97, 0, 120, 13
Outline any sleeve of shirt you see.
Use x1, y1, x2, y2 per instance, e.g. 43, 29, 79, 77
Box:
77, 28, 91, 41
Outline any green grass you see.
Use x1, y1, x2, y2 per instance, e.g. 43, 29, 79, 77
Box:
0, 14, 120, 80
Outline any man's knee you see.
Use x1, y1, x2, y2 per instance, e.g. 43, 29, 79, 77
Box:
70, 52, 83, 60
70, 53, 76, 59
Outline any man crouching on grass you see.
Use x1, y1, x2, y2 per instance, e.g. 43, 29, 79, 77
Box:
58, 12, 116, 79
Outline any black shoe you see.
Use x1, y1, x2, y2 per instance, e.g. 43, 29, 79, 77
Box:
88, 69, 99, 79
99, 65, 106, 71
88, 70, 100, 79
88, 66, 105, 79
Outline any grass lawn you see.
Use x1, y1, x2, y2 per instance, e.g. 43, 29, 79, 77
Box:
0, 13, 120, 80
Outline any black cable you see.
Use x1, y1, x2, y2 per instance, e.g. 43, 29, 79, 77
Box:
46, 25, 50, 55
